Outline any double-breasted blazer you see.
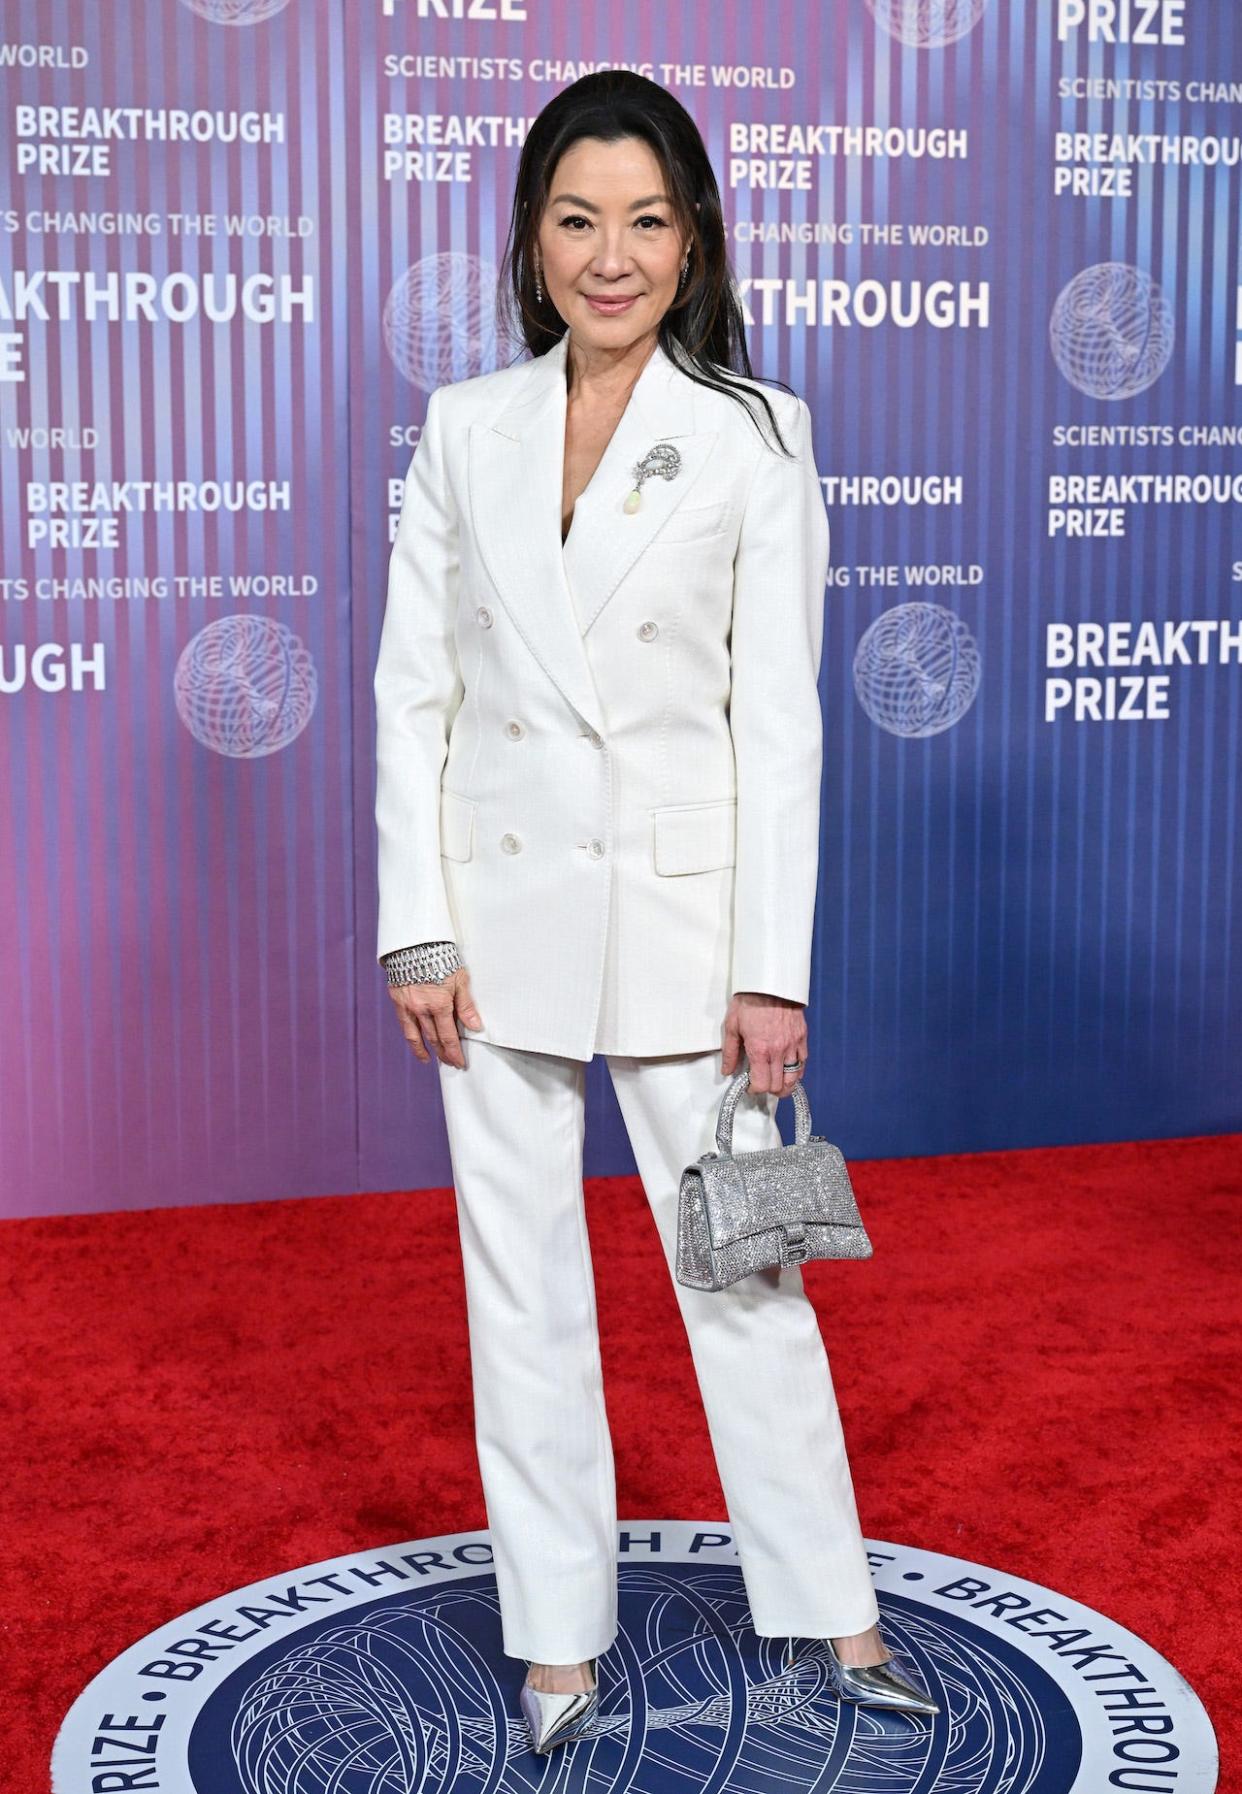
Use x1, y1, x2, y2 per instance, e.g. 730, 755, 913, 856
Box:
373, 325, 829, 1061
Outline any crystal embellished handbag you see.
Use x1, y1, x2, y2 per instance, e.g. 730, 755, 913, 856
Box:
675, 1069, 874, 1291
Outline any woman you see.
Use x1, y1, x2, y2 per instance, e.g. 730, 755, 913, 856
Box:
373, 71, 938, 1753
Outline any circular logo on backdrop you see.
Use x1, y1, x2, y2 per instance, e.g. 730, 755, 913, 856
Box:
177, 0, 295, 23
383, 253, 511, 393
865, 0, 990, 51
854, 601, 982, 737
174, 616, 318, 758
1049, 263, 1177, 401
51, 1521, 1216, 1793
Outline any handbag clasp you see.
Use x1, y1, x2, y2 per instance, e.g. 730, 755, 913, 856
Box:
780, 1222, 811, 1264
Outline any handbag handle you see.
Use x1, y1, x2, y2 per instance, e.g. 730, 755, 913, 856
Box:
715, 1067, 813, 1157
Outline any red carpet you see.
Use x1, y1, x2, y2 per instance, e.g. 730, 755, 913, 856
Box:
3, 1130, 1234, 1790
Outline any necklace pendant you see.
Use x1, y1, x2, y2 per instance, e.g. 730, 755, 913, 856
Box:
623, 488, 643, 514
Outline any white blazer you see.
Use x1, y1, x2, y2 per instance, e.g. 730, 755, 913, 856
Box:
374, 326, 829, 1061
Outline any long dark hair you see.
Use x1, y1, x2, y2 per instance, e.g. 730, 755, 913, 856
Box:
496, 70, 798, 458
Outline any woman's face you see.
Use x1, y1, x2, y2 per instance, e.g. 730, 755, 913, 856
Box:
536, 134, 689, 349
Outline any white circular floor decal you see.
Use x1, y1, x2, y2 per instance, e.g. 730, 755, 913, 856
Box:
52, 1521, 1217, 1792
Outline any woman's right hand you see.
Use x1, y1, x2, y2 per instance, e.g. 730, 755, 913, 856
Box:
388, 966, 483, 1068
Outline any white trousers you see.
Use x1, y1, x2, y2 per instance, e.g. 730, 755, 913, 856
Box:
436, 1034, 881, 1663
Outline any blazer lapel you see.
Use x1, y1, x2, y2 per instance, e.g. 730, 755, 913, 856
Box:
468, 328, 718, 737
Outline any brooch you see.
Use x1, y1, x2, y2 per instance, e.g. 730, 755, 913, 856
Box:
624, 442, 681, 514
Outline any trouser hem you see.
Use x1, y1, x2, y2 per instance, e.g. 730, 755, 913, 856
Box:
751, 1595, 882, 1638
502, 1632, 618, 1664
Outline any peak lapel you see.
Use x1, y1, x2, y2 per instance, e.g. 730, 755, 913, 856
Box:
562, 340, 717, 636
468, 330, 717, 736
469, 333, 602, 730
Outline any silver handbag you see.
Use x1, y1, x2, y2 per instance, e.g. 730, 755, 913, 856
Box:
675, 1070, 874, 1291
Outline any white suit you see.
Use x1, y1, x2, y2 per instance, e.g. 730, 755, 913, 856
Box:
373, 326, 828, 1059
373, 328, 881, 1665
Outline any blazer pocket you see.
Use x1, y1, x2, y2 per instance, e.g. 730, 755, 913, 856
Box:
439, 786, 476, 862
655, 497, 731, 545
652, 797, 737, 876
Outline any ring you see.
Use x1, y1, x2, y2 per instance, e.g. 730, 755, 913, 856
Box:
783, 1059, 801, 1071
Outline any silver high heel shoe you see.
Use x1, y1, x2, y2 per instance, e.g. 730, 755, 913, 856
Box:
784, 1625, 940, 1716
519, 1657, 600, 1753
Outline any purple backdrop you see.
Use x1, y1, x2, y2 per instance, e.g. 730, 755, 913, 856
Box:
2, 0, 1240, 1218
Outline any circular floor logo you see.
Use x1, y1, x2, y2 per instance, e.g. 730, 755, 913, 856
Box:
52, 1521, 1217, 1793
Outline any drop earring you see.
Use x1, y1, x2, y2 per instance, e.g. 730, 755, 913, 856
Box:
533, 254, 542, 304
679, 252, 689, 288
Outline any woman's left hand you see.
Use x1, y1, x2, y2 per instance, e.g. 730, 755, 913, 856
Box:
721, 992, 808, 1094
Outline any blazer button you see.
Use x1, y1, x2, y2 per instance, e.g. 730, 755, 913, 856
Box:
501, 832, 521, 853
505, 719, 525, 739
476, 605, 493, 627
637, 620, 659, 640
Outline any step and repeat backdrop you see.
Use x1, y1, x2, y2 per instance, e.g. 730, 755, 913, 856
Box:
2, 0, 1240, 1218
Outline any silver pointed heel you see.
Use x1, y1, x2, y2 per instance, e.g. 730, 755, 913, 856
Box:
784, 1629, 940, 1717
519, 1657, 600, 1754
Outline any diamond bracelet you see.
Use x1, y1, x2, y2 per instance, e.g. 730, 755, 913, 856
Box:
383, 941, 463, 988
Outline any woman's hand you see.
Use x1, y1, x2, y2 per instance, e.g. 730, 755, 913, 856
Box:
388, 966, 484, 1068
721, 992, 808, 1094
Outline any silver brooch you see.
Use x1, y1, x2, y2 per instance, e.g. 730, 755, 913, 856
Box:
624, 442, 681, 514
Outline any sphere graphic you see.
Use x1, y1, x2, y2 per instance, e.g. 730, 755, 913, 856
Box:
229, 1608, 506, 1794
174, 615, 318, 758
220, 1575, 1047, 1793
1049, 262, 1176, 400
177, 0, 294, 22
854, 602, 981, 737
384, 254, 514, 393
865, 0, 989, 49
